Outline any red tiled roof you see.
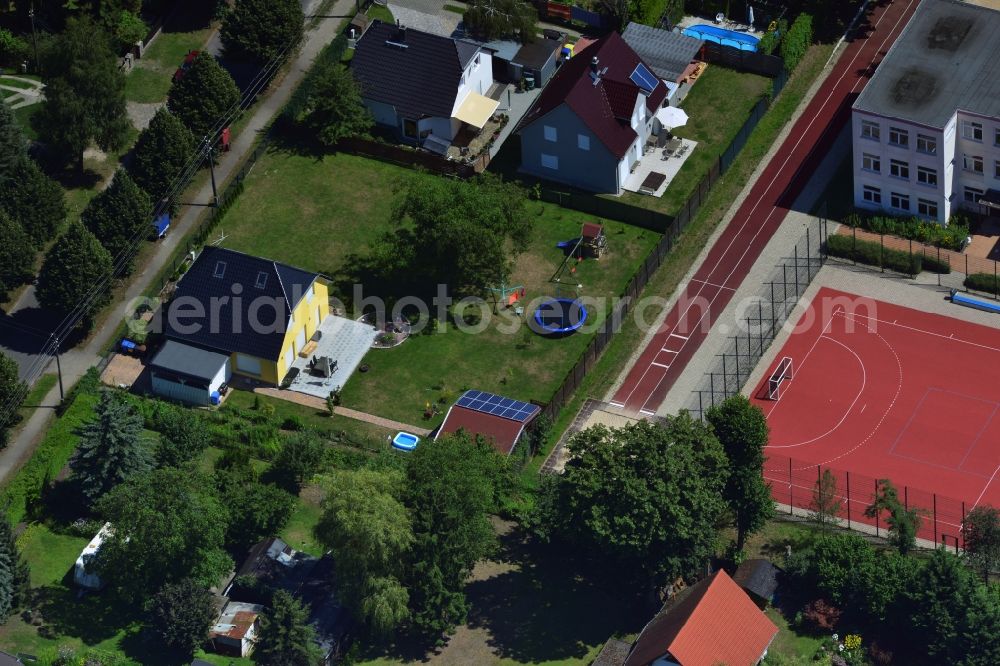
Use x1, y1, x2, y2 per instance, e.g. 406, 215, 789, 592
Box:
517, 32, 667, 159
437, 405, 527, 455
582, 222, 604, 238
624, 570, 778, 666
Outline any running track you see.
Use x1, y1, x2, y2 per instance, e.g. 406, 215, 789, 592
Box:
610, 0, 921, 415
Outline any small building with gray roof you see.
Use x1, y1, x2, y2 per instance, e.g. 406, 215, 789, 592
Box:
851, 0, 1000, 224
621, 22, 703, 84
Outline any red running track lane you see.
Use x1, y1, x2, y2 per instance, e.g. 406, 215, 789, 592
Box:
610, 0, 921, 416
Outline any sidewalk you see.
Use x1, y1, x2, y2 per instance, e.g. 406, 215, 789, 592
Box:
254, 387, 432, 436
0, 3, 351, 486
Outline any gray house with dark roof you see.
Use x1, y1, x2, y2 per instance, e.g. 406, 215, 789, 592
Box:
351, 21, 498, 152
516, 32, 667, 194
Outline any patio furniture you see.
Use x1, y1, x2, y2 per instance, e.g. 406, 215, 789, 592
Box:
300, 340, 318, 358
639, 172, 667, 195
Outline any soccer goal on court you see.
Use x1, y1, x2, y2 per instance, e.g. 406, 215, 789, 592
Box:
767, 356, 793, 399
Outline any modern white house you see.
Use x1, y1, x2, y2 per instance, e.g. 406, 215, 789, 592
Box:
851, 0, 1000, 224
351, 21, 498, 153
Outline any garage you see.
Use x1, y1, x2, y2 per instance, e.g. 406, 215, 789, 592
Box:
150, 341, 231, 406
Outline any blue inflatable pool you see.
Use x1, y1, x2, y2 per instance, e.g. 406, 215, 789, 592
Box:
683, 24, 760, 52
392, 431, 420, 451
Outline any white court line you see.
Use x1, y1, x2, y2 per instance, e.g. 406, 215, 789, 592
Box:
616, 0, 918, 412
639, 409, 656, 416
659, 347, 678, 354
768, 335, 867, 448
670, 333, 689, 341
838, 310, 1000, 355
650, 362, 670, 369
608, 401, 625, 408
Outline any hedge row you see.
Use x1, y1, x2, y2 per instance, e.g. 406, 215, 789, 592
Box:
1, 369, 101, 526
758, 19, 788, 56
842, 212, 970, 251
965, 273, 1000, 295
826, 234, 922, 275
780, 13, 813, 72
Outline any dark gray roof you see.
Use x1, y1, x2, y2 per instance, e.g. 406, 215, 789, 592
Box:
732, 558, 781, 603
853, 0, 1000, 128
164, 246, 320, 362
512, 38, 561, 69
352, 21, 483, 120
622, 22, 703, 82
150, 340, 229, 382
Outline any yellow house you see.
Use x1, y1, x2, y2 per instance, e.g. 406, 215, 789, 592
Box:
151, 247, 331, 397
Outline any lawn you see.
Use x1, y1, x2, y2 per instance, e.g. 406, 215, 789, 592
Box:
617, 65, 771, 215
524, 43, 836, 481
124, 66, 173, 104
367, 3, 395, 23
218, 151, 659, 425
281, 486, 325, 557
7, 374, 58, 441
124, 13, 212, 104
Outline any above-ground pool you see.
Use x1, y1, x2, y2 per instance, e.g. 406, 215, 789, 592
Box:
683, 24, 760, 52
392, 431, 420, 452
533, 298, 588, 335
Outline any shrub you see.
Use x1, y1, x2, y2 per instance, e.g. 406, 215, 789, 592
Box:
0, 29, 28, 68
921, 254, 951, 274
800, 598, 842, 631
758, 19, 787, 56
826, 234, 922, 275
780, 13, 813, 72
964, 273, 1000, 295
841, 212, 969, 251
281, 415, 305, 431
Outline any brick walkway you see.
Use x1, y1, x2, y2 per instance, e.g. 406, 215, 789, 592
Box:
835, 226, 1000, 276
254, 387, 431, 436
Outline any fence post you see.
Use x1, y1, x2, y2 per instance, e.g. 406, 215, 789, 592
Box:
770, 282, 777, 330
806, 228, 811, 278
904, 486, 908, 511
880, 234, 885, 273
875, 478, 880, 537
852, 226, 857, 265
933, 493, 937, 546
846, 471, 851, 528
789, 458, 793, 515
794, 245, 800, 295
937, 246, 941, 287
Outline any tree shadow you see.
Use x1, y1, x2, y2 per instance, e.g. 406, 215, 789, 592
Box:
160, 0, 216, 34
32, 581, 138, 647
462, 528, 649, 663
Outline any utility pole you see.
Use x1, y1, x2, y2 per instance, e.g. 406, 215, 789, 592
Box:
28, 3, 39, 74
205, 136, 219, 207
52, 335, 64, 402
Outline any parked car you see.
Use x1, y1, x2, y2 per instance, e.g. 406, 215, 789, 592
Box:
172, 50, 200, 82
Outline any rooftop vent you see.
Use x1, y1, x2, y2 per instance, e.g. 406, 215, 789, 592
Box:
255, 271, 268, 289
213, 261, 226, 278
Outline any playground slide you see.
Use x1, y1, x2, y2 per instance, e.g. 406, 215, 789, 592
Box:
556, 238, 579, 249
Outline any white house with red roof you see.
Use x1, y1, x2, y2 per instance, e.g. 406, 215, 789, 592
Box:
516, 32, 668, 194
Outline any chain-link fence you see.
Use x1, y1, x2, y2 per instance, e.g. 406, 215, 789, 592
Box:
689, 218, 828, 418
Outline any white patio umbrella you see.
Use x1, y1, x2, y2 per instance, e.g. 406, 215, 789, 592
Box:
655, 106, 689, 130
748, 5, 755, 28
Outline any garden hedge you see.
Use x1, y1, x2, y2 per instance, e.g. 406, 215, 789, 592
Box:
780, 13, 813, 72
965, 273, 1000, 295
826, 234, 922, 275
842, 212, 969, 251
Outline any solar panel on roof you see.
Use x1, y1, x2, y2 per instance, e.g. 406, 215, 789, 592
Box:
455, 390, 538, 423
630, 63, 658, 92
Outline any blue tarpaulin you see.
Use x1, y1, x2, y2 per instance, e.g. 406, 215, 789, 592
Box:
152, 213, 170, 238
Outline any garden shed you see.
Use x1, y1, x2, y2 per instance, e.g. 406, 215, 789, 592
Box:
149, 340, 231, 406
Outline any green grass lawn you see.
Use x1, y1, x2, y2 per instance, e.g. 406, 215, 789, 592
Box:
124, 66, 173, 104
9, 374, 58, 439
618, 65, 770, 215
367, 3, 395, 23
0, 76, 38, 90
142, 26, 214, 70
218, 151, 659, 425
281, 488, 325, 556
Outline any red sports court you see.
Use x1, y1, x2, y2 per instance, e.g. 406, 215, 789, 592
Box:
754, 287, 1000, 547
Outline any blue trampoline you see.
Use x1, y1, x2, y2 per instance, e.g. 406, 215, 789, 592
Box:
683, 24, 760, 52
533, 298, 588, 335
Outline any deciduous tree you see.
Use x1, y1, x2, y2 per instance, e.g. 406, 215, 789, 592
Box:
151, 403, 211, 468
536, 416, 728, 587
810, 469, 842, 531
296, 61, 372, 147
865, 479, 921, 555
403, 433, 510, 635
706, 395, 774, 551
266, 431, 325, 493
0, 352, 25, 437
36, 220, 113, 325
221, 0, 304, 64
223, 482, 295, 553
963, 505, 1000, 583
130, 108, 196, 208
70, 390, 151, 504
0, 101, 26, 185
149, 578, 216, 658
33, 16, 130, 171
254, 589, 322, 666
314, 468, 412, 636
463, 0, 537, 42
380, 174, 532, 297
81, 168, 152, 275
94, 468, 232, 601
167, 51, 240, 140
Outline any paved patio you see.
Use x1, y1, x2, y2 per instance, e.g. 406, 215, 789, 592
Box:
286, 316, 377, 399
622, 138, 698, 197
